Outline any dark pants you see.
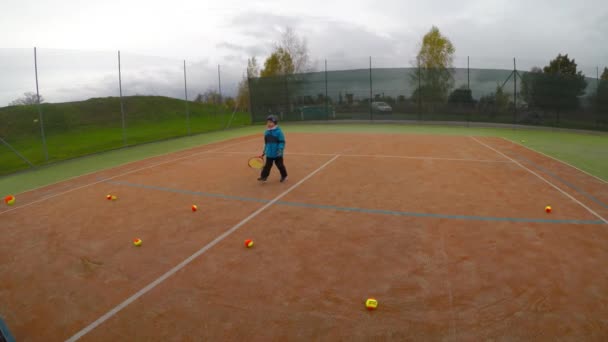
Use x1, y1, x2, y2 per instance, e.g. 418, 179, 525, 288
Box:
261, 156, 287, 179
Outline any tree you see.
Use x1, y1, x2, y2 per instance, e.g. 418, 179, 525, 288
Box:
276, 27, 310, 73
260, 48, 295, 77
247, 57, 259, 78
411, 26, 455, 106
594, 67, 608, 118
521, 54, 587, 124
9, 92, 44, 106
448, 86, 474, 105
235, 57, 260, 112
478, 86, 510, 118
194, 89, 222, 105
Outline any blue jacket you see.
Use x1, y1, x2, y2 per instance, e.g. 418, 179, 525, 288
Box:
264, 127, 285, 158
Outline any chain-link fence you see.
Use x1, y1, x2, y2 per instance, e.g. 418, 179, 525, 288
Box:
0, 48, 251, 176
250, 57, 607, 132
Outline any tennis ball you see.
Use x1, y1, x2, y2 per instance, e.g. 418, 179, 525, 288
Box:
521, 140, 526, 143
365, 298, 378, 310
111, 195, 117, 201
545, 205, 552, 214
106, 194, 112, 200
192, 205, 198, 212
133, 238, 142, 246
244, 239, 254, 248
4, 195, 15, 206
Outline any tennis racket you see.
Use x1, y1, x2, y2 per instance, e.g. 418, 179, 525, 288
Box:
248, 156, 265, 169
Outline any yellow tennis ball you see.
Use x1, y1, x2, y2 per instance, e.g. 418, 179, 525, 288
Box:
111, 195, 118, 201
4, 195, 15, 206
365, 298, 378, 310
133, 238, 142, 246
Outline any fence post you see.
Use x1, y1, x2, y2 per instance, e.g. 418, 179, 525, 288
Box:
183, 60, 191, 135
247, 75, 254, 122
513, 58, 517, 128
118, 50, 127, 146
596, 66, 600, 128
417, 60, 422, 121
325, 59, 329, 120
34, 47, 49, 161
283, 75, 289, 121
467, 56, 470, 126
218, 64, 225, 128
369, 56, 373, 121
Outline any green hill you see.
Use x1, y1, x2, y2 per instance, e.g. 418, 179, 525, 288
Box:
0, 96, 250, 176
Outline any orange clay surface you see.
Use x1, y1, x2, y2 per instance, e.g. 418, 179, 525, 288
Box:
1, 133, 607, 341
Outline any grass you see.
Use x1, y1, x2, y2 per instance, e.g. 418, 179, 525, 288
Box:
1, 123, 606, 196
0, 96, 250, 175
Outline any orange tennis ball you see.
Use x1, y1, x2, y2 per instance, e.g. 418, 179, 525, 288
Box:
244, 239, 254, 248
545, 205, 552, 213
4, 195, 15, 206
365, 298, 378, 310
192, 205, 198, 212
106, 194, 112, 200
133, 238, 142, 246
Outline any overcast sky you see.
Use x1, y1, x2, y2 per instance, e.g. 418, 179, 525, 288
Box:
1, 0, 607, 104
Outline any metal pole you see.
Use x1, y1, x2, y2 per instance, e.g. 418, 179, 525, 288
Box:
218, 64, 225, 127
325, 59, 329, 120
34, 47, 49, 161
369, 56, 373, 121
218, 64, 223, 104
467, 56, 470, 89
467, 56, 470, 126
284, 75, 289, 121
118, 50, 127, 146
418, 60, 422, 121
513, 58, 517, 127
597, 66, 600, 128
183, 60, 191, 135
0, 137, 34, 167
247, 75, 254, 122
598, 66, 600, 92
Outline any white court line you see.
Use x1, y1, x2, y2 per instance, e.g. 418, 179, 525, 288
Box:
499, 137, 608, 184
215, 151, 512, 163
0, 138, 259, 217
8, 135, 258, 197
64, 155, 340, 342
470, 136, 608, 224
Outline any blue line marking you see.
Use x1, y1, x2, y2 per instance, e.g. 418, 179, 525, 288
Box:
278, 201, 604, 224
106, 180, 605, 225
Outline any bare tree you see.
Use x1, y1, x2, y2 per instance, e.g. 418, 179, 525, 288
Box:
194, 89, 222, 105
276, 27, 310, 74
9, 92, 44, 106
247, 57, 260, 78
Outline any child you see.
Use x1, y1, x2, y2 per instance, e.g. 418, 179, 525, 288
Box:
258, 115, 288, 182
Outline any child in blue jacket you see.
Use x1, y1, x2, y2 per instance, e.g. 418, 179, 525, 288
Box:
258, 115, 288, 182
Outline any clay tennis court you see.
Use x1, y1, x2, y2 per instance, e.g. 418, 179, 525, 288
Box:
1, 132, 608, 341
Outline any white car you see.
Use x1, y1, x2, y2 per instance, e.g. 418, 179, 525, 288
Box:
371, 101, 392, 114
